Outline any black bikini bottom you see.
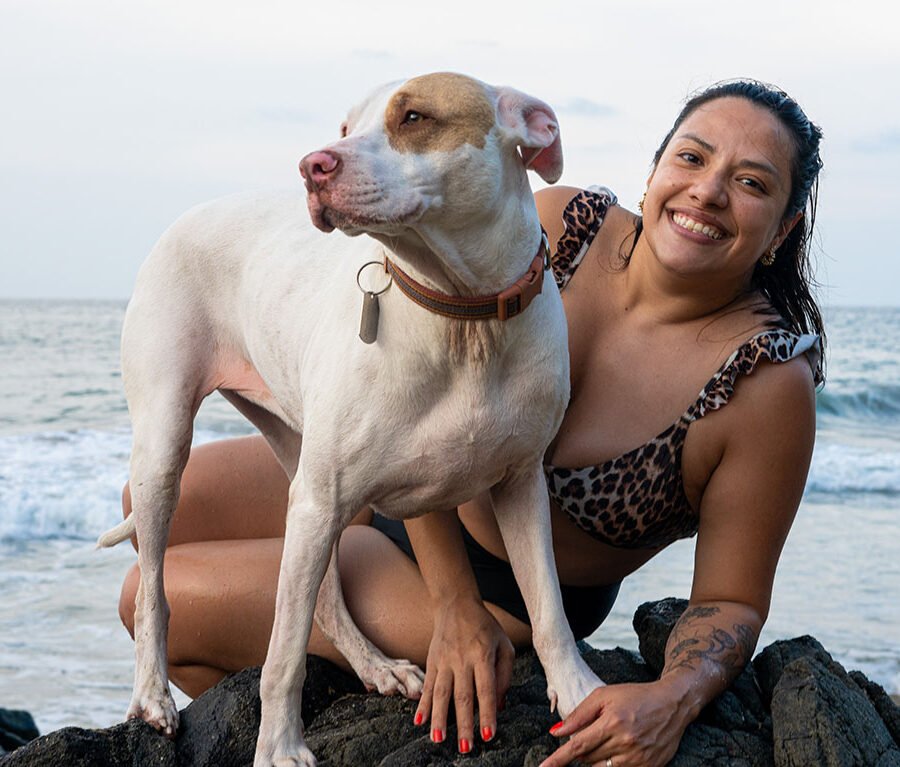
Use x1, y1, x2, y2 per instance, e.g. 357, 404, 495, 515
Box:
371, 514, 620, 641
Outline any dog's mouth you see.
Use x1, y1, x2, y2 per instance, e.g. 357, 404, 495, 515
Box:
306, 196, 336, 233
306, 195, 425, 236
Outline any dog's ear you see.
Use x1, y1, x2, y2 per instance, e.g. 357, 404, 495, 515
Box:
496, 88, 563, 184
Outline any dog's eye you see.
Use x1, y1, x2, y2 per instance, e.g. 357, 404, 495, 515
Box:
402, 110, 425, 126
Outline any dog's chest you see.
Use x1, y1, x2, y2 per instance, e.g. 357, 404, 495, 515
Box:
360, 373, 565, 516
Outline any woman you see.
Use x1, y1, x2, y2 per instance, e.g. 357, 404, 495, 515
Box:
119, 80, 824, 766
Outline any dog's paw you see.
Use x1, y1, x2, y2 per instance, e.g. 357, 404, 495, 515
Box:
254, 733, 318, 767
360, 657, 425, 699
253, 750, 317, 767
547, 668, 605, 719
546, 651, 606, 718
126, 688, 180, 738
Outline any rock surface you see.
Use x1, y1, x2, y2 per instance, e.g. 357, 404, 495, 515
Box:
0, 710, 39, 756
3, 599, 898, 766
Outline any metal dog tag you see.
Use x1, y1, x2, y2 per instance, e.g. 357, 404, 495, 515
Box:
359, 291, 380, 344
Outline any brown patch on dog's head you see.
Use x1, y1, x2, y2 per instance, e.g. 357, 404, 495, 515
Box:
384, 73, 496, 154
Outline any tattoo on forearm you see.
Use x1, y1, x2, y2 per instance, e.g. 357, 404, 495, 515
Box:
662, 606, 758, 680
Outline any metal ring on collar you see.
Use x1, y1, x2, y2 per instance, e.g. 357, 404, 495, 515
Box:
356, 260, 392, 296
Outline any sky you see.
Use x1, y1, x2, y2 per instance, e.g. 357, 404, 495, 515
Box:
1, 0, 898, 306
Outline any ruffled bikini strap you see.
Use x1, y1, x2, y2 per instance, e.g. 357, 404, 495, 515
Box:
687, 329, 822, 422
551, 185, 617, 291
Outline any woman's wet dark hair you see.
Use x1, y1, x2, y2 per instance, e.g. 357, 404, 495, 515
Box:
642, 80, 826, 379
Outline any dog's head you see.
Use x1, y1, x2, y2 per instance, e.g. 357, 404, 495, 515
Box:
299, 73, 562, 237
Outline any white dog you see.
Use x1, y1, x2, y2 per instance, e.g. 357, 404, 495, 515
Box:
99, 72, 603, 767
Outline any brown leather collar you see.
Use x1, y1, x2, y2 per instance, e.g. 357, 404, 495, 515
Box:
384, 230, 550, 321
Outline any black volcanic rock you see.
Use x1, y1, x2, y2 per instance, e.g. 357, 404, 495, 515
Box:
3, 601, 898, 766
0, 710, 39, 756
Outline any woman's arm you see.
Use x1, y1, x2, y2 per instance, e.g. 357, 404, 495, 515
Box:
401, 187, 584, 751
542, 356, 816, 767
404, 506, 515, 753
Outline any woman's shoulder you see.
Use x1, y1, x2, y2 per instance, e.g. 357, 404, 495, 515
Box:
697, 327, 818, 447
535, 185, 631, 236
534, 185, 591, 248
536, 185, 638, 287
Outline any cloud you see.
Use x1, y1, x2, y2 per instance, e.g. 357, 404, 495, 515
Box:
852, 129, 900, 153
558, 98, 615, 118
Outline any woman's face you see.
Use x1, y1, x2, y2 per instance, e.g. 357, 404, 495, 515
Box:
642, 97, 800, 285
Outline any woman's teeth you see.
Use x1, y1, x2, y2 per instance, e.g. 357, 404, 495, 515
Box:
672, 213, 724, 240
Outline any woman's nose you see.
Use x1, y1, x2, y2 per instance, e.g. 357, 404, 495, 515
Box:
690, 170, 728, 208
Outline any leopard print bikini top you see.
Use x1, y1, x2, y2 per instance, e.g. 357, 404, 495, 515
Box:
544, 186, 822, 550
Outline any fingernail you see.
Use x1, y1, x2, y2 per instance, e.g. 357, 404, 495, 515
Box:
459, 738, 471, 754
481, 725, 493, 741
549, 721, 564, 735
414, 711, 423, 726
431, 728, 444, 743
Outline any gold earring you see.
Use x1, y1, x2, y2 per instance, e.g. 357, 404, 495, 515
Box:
761, 244, 777, 266
638, 191, 646, 213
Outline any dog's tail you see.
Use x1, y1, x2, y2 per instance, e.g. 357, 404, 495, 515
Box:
96, 516, 136, 549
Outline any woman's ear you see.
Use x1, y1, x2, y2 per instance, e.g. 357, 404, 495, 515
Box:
775, 210, 804, 249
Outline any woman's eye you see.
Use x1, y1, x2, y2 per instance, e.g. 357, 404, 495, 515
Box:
678, 151, 701, 164
402, 110, 424, 125
739, 177, 766, 192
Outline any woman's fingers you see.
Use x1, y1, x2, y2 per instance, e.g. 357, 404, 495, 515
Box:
542, 682, 689, 767
539, 716, 613, 767
548, 685, 606, 737
473, 651, 498, 744
413, 658, 436, 728
454, 670, 477, 753
412, 600, 515, 751
477, 631, 514, 741
427, 665, 455, 744
495, 636, 515, 711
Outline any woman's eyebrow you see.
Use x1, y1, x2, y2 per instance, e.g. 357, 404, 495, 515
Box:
680, 132, 716, 153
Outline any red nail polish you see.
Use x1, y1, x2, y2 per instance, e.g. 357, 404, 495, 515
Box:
432, 728, 444, 743
459, 738, 471, 754
414, 712, 423, 726
549, 721, 564, 735
481, 726, 493, 741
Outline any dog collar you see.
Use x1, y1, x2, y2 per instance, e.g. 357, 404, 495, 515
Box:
384, 230, 551, 321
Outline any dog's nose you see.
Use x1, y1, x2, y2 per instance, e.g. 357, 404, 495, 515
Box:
299, 150, 341, 190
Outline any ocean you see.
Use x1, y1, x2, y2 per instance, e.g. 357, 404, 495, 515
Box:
0, 299, 898, 734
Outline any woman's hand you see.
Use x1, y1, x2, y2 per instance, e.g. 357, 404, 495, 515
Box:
539, 680, 689, 767
414, 595, 514, 754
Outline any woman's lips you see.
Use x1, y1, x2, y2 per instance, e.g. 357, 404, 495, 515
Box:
671, 211, 725, 241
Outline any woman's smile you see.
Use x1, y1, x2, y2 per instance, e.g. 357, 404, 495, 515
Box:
669, 210, 727, 241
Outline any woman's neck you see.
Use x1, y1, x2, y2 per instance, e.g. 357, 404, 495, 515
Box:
618, 232, 754, 326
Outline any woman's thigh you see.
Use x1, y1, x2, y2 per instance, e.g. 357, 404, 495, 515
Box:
123, 434, 290, 546
121, 522, 531, 691
156, 526, 444, 671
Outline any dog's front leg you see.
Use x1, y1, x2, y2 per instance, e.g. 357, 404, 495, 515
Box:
255, 482, 339, 767
315, 540, 425, 698
491, 464, 604, 717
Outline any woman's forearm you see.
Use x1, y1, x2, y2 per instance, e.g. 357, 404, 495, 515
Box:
404, 509, 482, 606
656, 600, 762, 723
538, 600, 762, 767
403, 508, 515, 749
